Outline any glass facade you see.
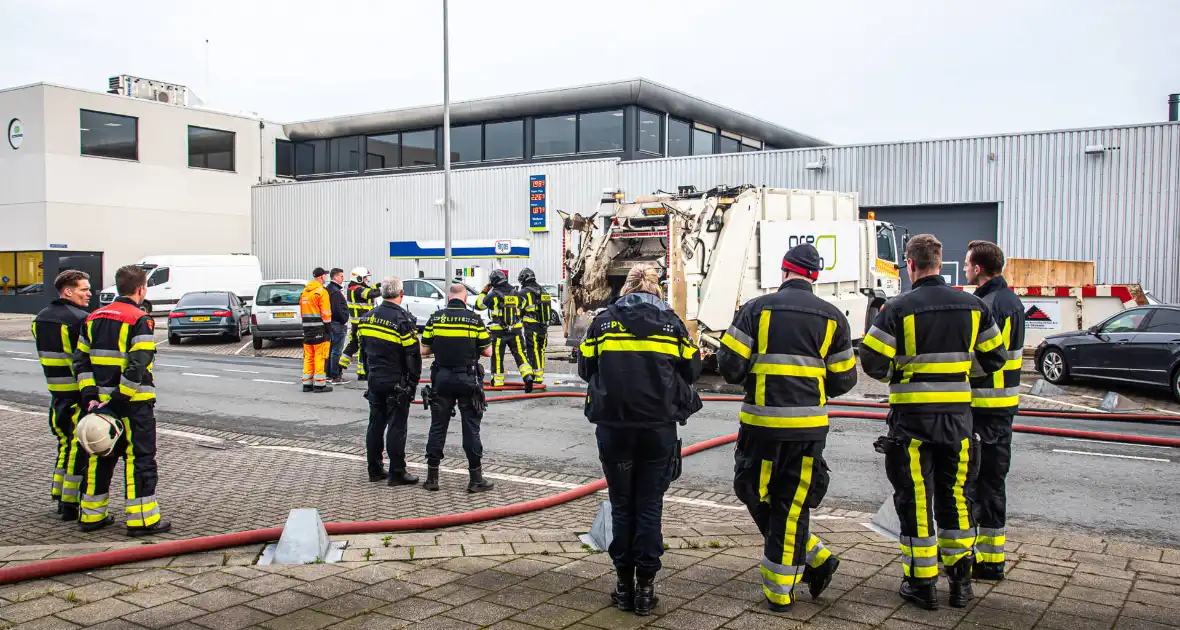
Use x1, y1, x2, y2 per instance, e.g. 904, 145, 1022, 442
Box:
668, 118, 691, 157
366, 134, 400, 170
692, 128, 715, 155
578, 110, 624, 153
484, 120, 523, 160
719, 135, 740, 154
275, 140, 295, 177
188, 126, 235, 171
534, 114, 577, 156
638, 110, 661, 154
402, 130, 436, 167
80, 110, 138, 160
449, 125, 482, 163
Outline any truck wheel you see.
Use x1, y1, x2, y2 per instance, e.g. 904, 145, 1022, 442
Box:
253, 335, 264, 350
141, 301, 153, 314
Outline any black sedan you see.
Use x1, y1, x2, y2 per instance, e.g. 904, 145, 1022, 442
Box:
167, 291, 251, 344
1035, 305, 1180, 401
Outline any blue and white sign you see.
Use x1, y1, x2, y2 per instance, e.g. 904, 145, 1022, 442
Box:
390, 239, 530, 259
529, 175, 548, 233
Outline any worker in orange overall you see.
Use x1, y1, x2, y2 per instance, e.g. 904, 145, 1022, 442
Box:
300, 267, 334, 392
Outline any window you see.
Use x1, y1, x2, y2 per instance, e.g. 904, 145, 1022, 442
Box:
0, 251, 44, 292
484, 120, 523, 160
329, 136, 360, 173
275, 140, 295, 177
188, 126, 235, 171
401, 130, 436, 167
257, 283, 302, 306
638, 110, 661, 154
80, 110, 138, 160
146, 267, 170, 287
668, 118, 691, 157
534, 114, 577, 156
578, 110, 624, 153
876, 225, 897, 263
402, 280, 426, 298
177, 292, 232, 308
1144, 309, 1180, 333
449, 125, 482, 163
718, 135, 740, 154
1102, 310, 1148, 334
740, 143, 758, 152
692, 128, 715, 155
366, 134, 400, 170
293, 140, 329, 176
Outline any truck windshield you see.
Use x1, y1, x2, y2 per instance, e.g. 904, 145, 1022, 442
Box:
876, 225, 898, 263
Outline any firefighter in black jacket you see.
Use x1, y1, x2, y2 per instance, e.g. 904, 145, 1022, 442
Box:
964, 240, 1026, 581
860, 235, 1007, 610
359, 277, 423, 487
339, 267, 381, 380
420, 284, 495, 493
32, 269, 92, 521
475, 270, 535, 389
72, 265, 171, 536
518, 268, 552, 381
578, 264, 702, 617
717, 244, 856, 612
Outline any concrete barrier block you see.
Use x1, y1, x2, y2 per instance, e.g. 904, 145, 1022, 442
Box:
272, 508, 330, 565
1029, 378, 1067, 398
1100, 392, 1144, 412
580, 500, 613, 551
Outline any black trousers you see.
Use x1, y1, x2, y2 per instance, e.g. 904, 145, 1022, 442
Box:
969, 409, 1014, 567
883, 414, 979, 583
366, 386, 411, 475
78, 402, 163, 530
426, 367, 485, 469
596, 423, 677, 578
522, 323, 548, 379
490, 331, 532, 385
339, 323, 367, 376
733, 433, 833, 607
49, 396, 82, 503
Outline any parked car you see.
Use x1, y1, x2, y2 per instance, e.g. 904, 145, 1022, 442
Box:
250, 280, 306, 349
167, 291, 251, 344
1035, 305, 1180, 401
99, 254, 263, 315
400, 278, 490, 327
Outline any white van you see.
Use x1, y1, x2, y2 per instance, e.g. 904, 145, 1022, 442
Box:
99, 254, 263, 314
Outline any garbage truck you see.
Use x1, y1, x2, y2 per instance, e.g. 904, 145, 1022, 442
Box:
560, 185, 904, 360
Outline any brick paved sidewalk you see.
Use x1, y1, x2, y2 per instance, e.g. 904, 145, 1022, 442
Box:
3, 521, 1179, 629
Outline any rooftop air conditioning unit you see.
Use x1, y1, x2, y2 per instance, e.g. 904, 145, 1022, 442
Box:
107, 75, 188, 106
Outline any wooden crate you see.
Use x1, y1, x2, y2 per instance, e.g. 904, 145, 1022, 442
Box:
1005, 258, 1095, 286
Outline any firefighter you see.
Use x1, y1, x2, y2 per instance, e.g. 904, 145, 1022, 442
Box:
33, 269, 92, 521
716, 244, 856, 612
359, 277, 423, 486
964, 240, 1026, 581
859, 234, 1007, 610
475, 270, 535, 389
300, 268, 334, 392
578, 263, 703, 617
339, 267, 381, 381
72, 265, 171, 536
518, 268, 552, 382
420, 284, 495, 493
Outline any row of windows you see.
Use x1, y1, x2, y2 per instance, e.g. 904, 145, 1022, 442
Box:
79, 109, 237, 172
666, 118, 763, 157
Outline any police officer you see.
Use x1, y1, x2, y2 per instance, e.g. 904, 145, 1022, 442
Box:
964, 240, 1025, 581
420, 284, 495, 493
475, 270, 535, 389
517, 268, 552, 382
33, 269, 92, 521
860, 234, 1007, 610
717, 244, 856, 612
72, 265, 171, 536
578, 263, 702, 617
359, 277, 423, 486
339, 267, 381, 381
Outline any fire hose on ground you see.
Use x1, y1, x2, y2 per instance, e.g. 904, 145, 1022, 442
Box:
2, 388, 1177, 585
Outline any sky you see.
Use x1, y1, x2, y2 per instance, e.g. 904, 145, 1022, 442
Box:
5, 0, 1179, 144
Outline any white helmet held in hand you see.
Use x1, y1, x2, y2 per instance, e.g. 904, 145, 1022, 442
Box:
350, 267, 371, 284
77, 413, 124, 457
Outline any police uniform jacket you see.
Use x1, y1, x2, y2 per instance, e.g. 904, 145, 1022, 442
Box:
476, 284, 523, 333
33, 298, 90, 401
717, 278, 858, 442
577, 292, 702, 426
422, 299, 493, 369
518, 281, 552, 327
969, 276, 1026, 415
73, 297, 157, 406
358, 300, 422, 391
860, 275, 1008, 419
347, 282, 380, 319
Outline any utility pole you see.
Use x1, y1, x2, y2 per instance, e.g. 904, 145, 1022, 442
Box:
442, 0, 453, 282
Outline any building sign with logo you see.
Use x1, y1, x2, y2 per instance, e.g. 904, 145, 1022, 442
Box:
1021, 299, 1062, 331
389, 239, 530, 259
7, 118, 23, 150
529, 175, 548, 233
758, 220, 861, 287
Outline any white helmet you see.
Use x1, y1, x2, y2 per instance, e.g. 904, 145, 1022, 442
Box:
350, 267, 371, 284
77, 413, 124, 457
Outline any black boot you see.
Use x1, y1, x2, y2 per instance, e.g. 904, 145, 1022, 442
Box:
127, 519, 172, 538
387, 471, 419, 486
947, 558, 974, 608
302, 384, 313, 392
79, 515, 114, 533
423, 465, 440, 491
369, 469, 388, 482
467, 467, 494, 493
523, 375, 535, 394
973, 561, 1005, 581
634, 572, 659, 616
611, 568, 635, 611
61, 503, 79, 522
807, 556, 840, 600
313, 384, 334, 393
358, 373, 368, 382
899, 578, 939, 610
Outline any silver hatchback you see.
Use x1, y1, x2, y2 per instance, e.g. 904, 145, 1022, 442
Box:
250, 280, 306, 349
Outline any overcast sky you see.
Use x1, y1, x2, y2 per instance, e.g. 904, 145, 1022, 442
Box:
6, 0, 1178, 144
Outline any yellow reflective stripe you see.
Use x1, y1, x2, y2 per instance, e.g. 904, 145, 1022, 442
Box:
827, 356, 856, 373
901, 361, 973, 375
118, 384, 138, 398
818, 373, 827, 406
430, 328, 484, 339
124, 417, 136, 500
596, 339, 680, 356
756, 310, 770, 406
972, 396, 1020, 408
90, 356, 127, 367
977, 552, 1005, 563
129, 391, 156, 402
359, 328, 402, 344
680, 339, 698, 359
901, 315, 916, 384
721, 333, 751, 359
758, 460, 772, 503
819, 319, 837, 358
78, 378, 96, 389
749, 363, 827, 378
600, 332, 679, 344
739, 412, 829, 429
908, 440, 929, 539
578, 337, 597, 358
890, 391, 973, 404
60, 324, 73, 355
48, 383, 80, 392
40, 358, 72, 367
782, 456, 814, 566
125, 501, 159, 514
902, 545, 938, 558
861, 333, 895, 359
119, 323, 129, 354
129, 342, 155, 353
969, 310, 981, 352
977, 332, 1004, 352
954, 438, 971, 530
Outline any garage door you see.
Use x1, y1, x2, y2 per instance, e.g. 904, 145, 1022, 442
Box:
861, 203, 999, 291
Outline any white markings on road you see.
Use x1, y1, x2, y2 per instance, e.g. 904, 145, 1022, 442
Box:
156, 363, 191, 368
1062, 437, 1174, 450
253, 379, 295, 385
1052, 449, 1170, 463
9, 357, 37, 362
233, 341, 253, 356
181, 372, 219, 378
0, 404, 42, 416
158, 428, 226, 443
4, 350, 32, 355
222, 369, 260, 374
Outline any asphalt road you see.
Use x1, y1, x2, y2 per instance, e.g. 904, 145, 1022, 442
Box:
2, 339, 1178, 545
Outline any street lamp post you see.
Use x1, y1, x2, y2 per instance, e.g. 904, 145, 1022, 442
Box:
442, 0, 453, 282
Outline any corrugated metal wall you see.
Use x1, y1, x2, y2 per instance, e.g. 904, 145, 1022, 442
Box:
253, 123, 1180, 301
252, 159, 617, 284
620, 123, 1180, 301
